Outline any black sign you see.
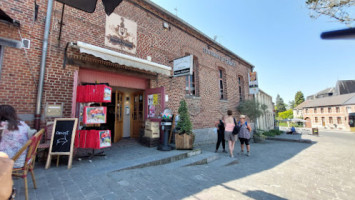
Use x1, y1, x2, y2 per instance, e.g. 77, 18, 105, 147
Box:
51, 120, 75, 153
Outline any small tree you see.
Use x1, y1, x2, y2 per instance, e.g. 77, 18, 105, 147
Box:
295, 91, 305, 107
237, 99, 266, 122
278, 109, 294, 120
176, 99, 193, 135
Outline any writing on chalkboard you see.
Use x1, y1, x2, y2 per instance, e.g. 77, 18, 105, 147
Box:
52, 120, 75, 153
46, 118, 78, 169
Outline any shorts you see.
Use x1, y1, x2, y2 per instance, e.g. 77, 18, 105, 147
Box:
224, 131, 236, 142
239, 137, 250, 145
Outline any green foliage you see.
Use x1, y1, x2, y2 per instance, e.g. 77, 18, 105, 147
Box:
237, 99, 267, 122
289, 100, 295, 109
262, 129, 283, 137
176, 99, 193, 135
295, 91, 305, 107
278, 109, 293, 120
306, 0, 354, 26
275, 94, 286, 116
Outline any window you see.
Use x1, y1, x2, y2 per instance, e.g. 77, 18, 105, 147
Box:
336, 107, 340, 113
314, 108, 317, 113
219, 68, 227, 100
315, 117, 318, 123
185, 56, 199, 96
321, 108, 324, 113
347, 106, 352, 113
329, 117, 333, 124
238, 76, 244, 101
328, 107, 331, 113
306, 108, 308, 114
337, 117, 342, 124
0, 45, 3, 79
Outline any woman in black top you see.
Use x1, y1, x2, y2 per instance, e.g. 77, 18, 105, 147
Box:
215, 119, 227, 153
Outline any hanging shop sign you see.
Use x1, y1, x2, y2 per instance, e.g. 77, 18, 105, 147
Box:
173, 55, 193, 77
203, 48, 236, 67
248, 71, 259, 95
105, 13, 137, 54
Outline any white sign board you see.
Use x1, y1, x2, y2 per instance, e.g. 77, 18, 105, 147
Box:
105, 13, 137, 54
173, 55, 193, 77
248, 71, 259, 95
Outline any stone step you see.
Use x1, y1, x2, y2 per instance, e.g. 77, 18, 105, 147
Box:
108, 149, 202, 173
162, 151, 219, 170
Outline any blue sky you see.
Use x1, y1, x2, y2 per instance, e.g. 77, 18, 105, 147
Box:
150, 0, 355, 105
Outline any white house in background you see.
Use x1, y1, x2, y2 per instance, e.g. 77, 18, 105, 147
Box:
255, 89, 274, 130
293, 101, 310, 119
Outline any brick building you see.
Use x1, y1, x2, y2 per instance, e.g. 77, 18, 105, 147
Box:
0, 0, 254, 144
298, 93, 355, 131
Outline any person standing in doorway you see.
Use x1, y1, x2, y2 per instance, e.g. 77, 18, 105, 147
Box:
215, 118, 226, 153
223, 110, 236, 158
238, 115, 252, 156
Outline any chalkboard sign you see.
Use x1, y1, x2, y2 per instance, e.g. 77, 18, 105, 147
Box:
46, 118, 78, 169
51, 120, 75, 152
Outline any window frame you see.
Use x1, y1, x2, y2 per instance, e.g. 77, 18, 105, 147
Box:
238, 75, 244, 102
336, 107, 340, 113
0, 45, 3, 80
321, 108, 324, 113
219, 69, 226, 100
328, 107, 331, 113
315, 117, 318, 123
314, 108, 317, 113
337, 117, 342, 124
329, 117, 333, 124
185, 55, 198, 96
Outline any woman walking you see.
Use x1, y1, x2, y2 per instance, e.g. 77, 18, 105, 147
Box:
215, 118, 226, 153
223, 110, 236, 158
238, 115, 252, 156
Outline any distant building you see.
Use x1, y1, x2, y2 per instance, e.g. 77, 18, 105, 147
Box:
255, 89, 274, 131
307, 87, 334, 100
301, 93, 355, 131
335, 80, 355, 95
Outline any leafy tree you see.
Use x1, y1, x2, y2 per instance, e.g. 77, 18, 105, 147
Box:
289, 100, 295, 109
295, 91, 305, 107
237, 99, 267, 122
275, 94, 286, 116
176, 99, 193, 135
306, 0, 354, 26
278, 109, 294, 120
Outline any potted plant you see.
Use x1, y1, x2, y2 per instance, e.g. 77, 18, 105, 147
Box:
253, 129, 266, 143
175, 100, 194, 149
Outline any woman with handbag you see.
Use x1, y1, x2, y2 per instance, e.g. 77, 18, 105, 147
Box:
223, 110, 236, 158
238, 115, 252, 156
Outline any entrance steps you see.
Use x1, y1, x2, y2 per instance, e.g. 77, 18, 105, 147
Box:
161, 151, 219, 170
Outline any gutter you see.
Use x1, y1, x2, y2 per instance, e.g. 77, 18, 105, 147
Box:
34, 0, 54, 130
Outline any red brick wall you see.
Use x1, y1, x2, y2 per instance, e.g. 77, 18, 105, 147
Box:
0, 0, 253, 129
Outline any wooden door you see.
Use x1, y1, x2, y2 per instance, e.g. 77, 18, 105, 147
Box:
114, 91, 124, 143
131, 92, 144, 138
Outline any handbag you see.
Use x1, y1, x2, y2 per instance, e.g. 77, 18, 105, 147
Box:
232, 118, 240, 135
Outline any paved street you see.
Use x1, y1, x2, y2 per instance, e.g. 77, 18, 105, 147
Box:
14, 131, 355, 200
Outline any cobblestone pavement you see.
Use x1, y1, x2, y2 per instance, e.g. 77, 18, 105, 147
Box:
13, 131, 355, 200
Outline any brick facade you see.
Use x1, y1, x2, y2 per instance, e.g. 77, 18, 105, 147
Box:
303, 105, 355, 130
0, 0, 253, 131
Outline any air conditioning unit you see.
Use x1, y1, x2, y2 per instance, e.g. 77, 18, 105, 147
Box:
21, 39, 30, 49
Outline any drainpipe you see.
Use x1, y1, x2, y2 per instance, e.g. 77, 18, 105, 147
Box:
34, 0, 54, 130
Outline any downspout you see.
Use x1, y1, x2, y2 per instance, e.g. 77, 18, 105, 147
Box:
34, 0, 54, 130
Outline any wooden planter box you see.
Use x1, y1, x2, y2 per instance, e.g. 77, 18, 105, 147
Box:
175, 133, 195, 150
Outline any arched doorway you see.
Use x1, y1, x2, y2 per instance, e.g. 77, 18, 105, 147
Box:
305, 117, 312, 128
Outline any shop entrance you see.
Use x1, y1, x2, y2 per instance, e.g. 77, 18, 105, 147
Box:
102, 87, 144, 143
